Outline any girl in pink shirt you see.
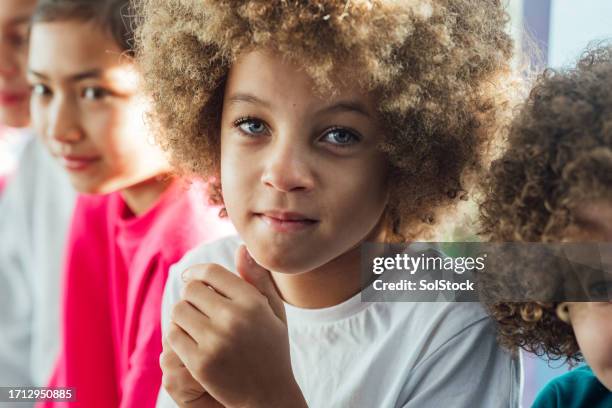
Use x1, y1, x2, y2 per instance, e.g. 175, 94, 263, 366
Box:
26, 1, 232, 406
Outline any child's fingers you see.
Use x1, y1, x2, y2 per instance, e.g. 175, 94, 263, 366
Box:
171, 300, 214, 344
160, 343, 215, 407
235, 245, 287, 323
161, 337, 186, 368
180, 279, 229, 320
166, 322, 199, 366
182, 263, 259, 300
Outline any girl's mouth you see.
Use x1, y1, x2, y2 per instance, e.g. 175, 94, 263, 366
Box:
255, 211, 319, 233
59, 155, 101, 171
0, 91, 28, 106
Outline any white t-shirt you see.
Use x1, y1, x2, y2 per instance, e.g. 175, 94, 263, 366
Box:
0, 126, 28, 177
0, 136, 75, 389
157, 236, 522, 408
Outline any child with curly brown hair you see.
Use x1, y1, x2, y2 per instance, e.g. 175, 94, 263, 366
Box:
479, 45, 612, 407
136, 1, 521, 406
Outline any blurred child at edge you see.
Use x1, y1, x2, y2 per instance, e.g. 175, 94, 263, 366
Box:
0, 0, 75, 390
28, 1, 233, 406
479, 45, 612, 408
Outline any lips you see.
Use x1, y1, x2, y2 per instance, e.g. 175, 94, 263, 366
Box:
0, 91, 28, 106
255, 210, 319, 233
58, 155, 101, 171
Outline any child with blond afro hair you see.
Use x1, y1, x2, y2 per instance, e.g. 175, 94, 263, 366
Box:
136, 1, 521, 407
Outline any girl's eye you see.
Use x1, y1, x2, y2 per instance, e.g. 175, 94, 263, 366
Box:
82, 87, 110, 100
235, 118, 268, 136
32, 84, 51, 97
321, 128, 360, 147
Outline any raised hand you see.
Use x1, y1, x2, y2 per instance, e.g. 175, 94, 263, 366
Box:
167, 245, 307, 408
160, 336, 224, 407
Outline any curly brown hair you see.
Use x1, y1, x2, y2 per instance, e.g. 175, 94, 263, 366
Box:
479, 44, 612, 364
135, 0, 515, 240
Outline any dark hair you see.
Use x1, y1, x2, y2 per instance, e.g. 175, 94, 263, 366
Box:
32, 0, 136, 55
480, 43, 612, 242
478, 44, 612, 365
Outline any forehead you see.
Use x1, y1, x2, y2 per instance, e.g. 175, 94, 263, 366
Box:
570, 200, 612, 240
29, 20, 126, 76
225, 49, 378, 115
0, 0, 36, 27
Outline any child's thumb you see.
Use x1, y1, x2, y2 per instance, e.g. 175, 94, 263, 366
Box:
235, 245, 287, 323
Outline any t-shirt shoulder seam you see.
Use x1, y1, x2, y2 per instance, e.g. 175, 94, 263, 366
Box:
411, 315, 493, 372
169, 236, 241, 273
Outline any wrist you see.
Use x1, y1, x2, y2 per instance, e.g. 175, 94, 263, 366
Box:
251, 379, 307, 408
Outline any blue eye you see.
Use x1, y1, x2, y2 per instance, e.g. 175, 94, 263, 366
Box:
235, 118, 268, 136
321, 128, 360, 146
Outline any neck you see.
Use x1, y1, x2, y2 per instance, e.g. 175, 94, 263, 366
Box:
120, 174, 174, 216
271, 245, 364, 309
270, 220, 389, 309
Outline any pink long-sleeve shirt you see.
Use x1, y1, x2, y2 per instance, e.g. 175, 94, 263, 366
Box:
40, 180, 233, 407
0, 175, 8, 196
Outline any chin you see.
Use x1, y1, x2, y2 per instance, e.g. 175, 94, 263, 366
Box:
249, 241, 322, 274
70, 178, 112, 196
73, 185, 104, 195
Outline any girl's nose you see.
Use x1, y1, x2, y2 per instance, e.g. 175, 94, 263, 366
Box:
47, 99, 84, 143
260, 141, 315, 193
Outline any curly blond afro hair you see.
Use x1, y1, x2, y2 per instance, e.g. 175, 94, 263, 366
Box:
136, 0, 514, 240
479, 45, 612, 364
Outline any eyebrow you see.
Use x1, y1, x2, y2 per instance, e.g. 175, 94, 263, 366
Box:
28, 69, 103, 82
226, 93, 271, 109
226, 93, 373, 118
318, 100, 372, 119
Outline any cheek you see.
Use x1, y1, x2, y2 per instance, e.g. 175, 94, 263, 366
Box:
89, 106, 143, 156
86, 113, 121, 161
334, 154, 387, 213
573, 310, 612, 376
30, 101, 47, 139
327, 163, 388, 237
220, 139, 258, 222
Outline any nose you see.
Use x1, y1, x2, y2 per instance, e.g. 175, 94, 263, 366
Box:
260, 138, 315, 193
0, 41, 20, 78
47, 96, 83, 143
